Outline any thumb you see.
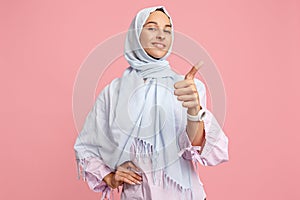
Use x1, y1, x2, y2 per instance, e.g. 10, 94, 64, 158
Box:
185, 61, 204, 80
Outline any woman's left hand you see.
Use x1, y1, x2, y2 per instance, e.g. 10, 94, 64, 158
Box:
174, 66, 205, 146
174, 64, 202, 115
174, 79, 201, 115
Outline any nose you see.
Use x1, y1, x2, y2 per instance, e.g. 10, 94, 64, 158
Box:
156, 29, 166, 40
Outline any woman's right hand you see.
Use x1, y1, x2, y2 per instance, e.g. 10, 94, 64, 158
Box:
103, 161, 143, 189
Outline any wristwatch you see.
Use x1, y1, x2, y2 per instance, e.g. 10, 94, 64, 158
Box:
187, 108, 206, 122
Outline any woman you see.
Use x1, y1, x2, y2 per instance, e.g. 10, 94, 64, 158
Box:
74, 6, 228, 200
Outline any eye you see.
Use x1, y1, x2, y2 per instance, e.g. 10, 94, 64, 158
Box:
147, 27, 157, 31
164, 30, 172, 34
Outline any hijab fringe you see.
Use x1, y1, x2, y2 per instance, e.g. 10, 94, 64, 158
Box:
135, 138, 194, 200
163, 171, 193, 200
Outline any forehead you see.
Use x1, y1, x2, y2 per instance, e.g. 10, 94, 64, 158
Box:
144, 11, 171, 26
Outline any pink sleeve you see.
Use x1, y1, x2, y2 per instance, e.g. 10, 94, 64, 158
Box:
79, 157, 113, 198
200, 110, 229, 166
179, 110, 229, 166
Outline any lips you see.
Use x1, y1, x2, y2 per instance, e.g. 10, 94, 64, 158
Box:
152, 42, 166, 49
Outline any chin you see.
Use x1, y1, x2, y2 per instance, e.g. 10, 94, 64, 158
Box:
147, 50, 167, 59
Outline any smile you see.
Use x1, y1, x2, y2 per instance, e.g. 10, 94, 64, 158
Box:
152, 42, 166, 49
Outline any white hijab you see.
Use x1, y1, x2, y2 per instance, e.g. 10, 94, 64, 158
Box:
75, 5, 194, 192
124, 6, 174, 78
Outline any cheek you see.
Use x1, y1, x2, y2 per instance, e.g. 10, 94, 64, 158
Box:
165, 36, 172, 49
140, 32, 153, 47
139, 36, 145, 48
140, 39, 148, 50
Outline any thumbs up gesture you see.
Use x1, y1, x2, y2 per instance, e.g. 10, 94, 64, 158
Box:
174, 61, 204, 116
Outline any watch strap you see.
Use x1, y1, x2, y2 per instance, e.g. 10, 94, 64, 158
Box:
187, 108, 206, 122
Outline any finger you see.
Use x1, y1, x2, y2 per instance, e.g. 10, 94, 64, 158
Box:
182, 101, 199, 108
115, 171, 142, 184
115, 171, 136, 183
174, 87, 197, 96
120, 161, 139, 171
174, 79, 194, 89
117, 165, 142, 180
185, 61, 204, 80
117, 166, 140, 178
119, 162, 142, 180
123, 170, 143, 181
127, 162, 142, 174
116, 174, 136, 185
177, 94, 198, 102
117, 165, 128, 172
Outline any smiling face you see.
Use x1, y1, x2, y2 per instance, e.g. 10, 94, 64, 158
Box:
139, 10, 172, 59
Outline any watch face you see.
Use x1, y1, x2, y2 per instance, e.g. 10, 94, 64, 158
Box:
196, 109, 206, 122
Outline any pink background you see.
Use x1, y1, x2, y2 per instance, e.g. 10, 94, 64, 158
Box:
1, 0, 299, 199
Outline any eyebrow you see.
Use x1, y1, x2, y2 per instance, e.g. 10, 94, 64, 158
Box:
143, 21, 172, 28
